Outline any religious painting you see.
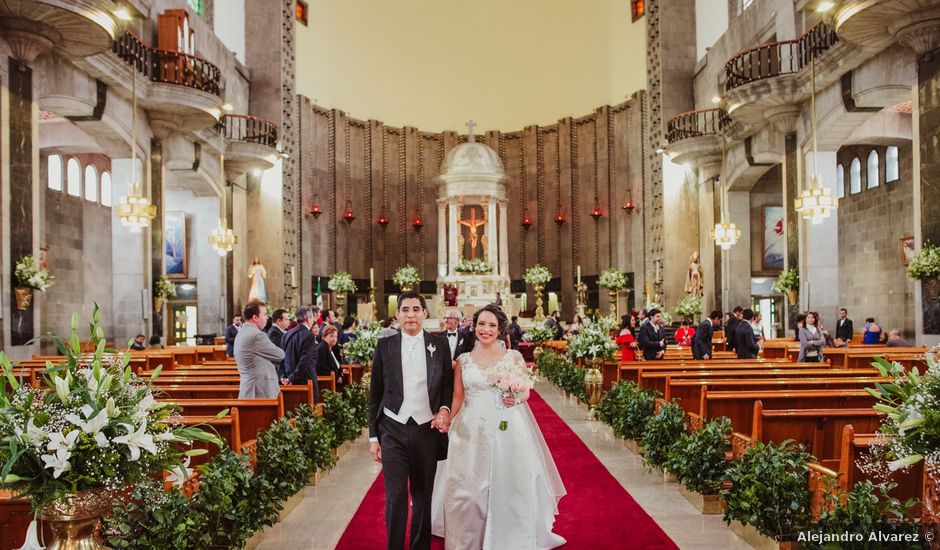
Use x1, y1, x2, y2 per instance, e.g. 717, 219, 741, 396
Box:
900, 236, 916, 266
762, 206, 785, 271
459, 205, 486, 261
165, 211, 188, 278
38, 246, 49, 270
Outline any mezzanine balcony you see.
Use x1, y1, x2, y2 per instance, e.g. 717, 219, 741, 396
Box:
664, 108, 730, 167
216, 114, 280, 175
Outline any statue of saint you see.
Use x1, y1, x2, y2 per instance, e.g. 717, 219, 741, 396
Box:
686, 252, 704, 297
248, 257, 267, 302
459, 208, 486, 260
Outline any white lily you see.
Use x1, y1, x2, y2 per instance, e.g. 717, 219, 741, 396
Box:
112, 421, 157, 461
155, 431, 180, 442
46, 430, 80, 453
888, 453, 923, 471
53, 375, 71, 403
106, 397, 121, 418
14, 519, 45, 550
40, 448, 72, 478
164, 458, 193, 490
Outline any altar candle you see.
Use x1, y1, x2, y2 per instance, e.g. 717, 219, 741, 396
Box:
370, 268, 374, 289
577, 265, 581, 286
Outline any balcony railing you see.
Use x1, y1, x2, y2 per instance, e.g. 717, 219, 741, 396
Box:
113, 31, 222, 96
666, 108, 730, 143
724, 23, 839, 92
217, 114, 279, 148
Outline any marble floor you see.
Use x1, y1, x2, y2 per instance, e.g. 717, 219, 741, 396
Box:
255, 381, 753, 550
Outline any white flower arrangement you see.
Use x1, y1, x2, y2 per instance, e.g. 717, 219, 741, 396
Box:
328, 271, 357, 294
392, 265, 421, 289
522, 324, 555, 343
859, 350, 940, 474
585, 314, 618, 333
674, 295, 702, 319
14, 255, 54, 292
567, 324, 617, 362
772, 267, 800, 292
598, 268, 627, 290
455, 258, 493, 274
0, 306, 222, 513
154, 275, 177, 299
342, 322, 381, 365
523, 264, 552, 285
906, 242, 940, 280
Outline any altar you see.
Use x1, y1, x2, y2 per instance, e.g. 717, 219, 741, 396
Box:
430, 121, 515, 318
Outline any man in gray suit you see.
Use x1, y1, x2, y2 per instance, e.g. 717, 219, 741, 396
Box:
234, 301, 285, 399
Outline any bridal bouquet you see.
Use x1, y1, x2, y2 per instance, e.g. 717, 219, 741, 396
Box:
483, 359, 535, 431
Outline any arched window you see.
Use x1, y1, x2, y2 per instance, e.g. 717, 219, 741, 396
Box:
84, 165, 98, 202
100, 172, 113, 207
867, 150, 879, 189
836, 164, 845, 199
47, 155, 62, 191
66, 158, 81, 197
886, 146, 899, 182
850, 157, 861, 194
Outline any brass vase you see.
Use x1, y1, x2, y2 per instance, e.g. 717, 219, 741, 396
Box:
786, 289, 798, 305
14, 287, 32, 310
400, 284, 413, 292
608, 289, 619, 318
335, 292, 347, 321
584, 358, 604, 410
153, 296, 164, 312
533, 283, 546, 323
360, 360, 372, 392
41, 489, 112, 550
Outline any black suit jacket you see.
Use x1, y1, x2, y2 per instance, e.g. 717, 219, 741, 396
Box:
836, 318, 854, 342
446, 330, 474, 360
315, 341, 343, 378
735, 321, 760, 359
224, 324, 239, 357
282, 325, 319, 395
638, 322, 665, 360
692, 320, 714, 360
368, 331, 454, 458
724, 318, 740, 352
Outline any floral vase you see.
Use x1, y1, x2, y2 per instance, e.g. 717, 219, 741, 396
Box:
583, 358, 604, 410
335, 293, 346, 322
14, 287, 32, 310
153, 296, 164, 312
786, 289, 798, 305
533, 283, 546, 323
360, 360, 372, 392
400, 284, 413, 292
608, 289, 618, 318
924, 277, 940, 301
41, 489, 112, 550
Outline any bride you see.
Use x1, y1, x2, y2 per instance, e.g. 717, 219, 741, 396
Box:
431, 304, 566, 549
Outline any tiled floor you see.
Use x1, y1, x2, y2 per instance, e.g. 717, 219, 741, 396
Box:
255, 382, 753, 549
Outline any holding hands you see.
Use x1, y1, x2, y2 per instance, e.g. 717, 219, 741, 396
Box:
432, 408, 452, 433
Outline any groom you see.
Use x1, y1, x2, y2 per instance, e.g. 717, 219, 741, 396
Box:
369, 291, 454, 550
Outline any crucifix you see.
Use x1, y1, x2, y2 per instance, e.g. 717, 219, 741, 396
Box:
458, 208, 486, 259
466, 119, 477, 143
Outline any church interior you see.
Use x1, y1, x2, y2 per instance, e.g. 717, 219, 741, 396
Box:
1, 0, 939, 548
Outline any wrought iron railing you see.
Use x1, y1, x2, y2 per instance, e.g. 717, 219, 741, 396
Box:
665, 108, 731, 143
724, 23, 839, 92
216, 114, 279, 148
113, 31, 222, 96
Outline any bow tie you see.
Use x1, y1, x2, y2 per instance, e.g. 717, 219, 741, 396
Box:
447, 332, 457, 338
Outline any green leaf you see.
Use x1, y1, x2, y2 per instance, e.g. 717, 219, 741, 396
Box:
151, 365, 163, 382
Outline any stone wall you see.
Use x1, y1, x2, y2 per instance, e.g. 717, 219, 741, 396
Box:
748, 165, 783, 276
836, 143, 915, 338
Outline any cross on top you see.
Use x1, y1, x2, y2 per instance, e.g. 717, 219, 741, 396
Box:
466, 119, 477, 142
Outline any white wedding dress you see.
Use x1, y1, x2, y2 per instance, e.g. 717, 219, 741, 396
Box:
431, 349, 566, 549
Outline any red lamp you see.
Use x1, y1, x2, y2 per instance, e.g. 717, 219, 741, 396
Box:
622, 199, 636, 213
343, 208, 355, 224
308, 194, 322, 219
591, 206, 602, 221
554, 211, 566, 226
412, 215, 423, 229
378, 213, 390, 227
521, 213, 532, 229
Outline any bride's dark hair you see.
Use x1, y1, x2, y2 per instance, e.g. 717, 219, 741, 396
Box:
471, 304, 508, 340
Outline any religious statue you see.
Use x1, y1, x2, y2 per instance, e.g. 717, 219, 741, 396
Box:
248, 257, 267, 302
459, 208, 486, 260
686, 251, 704, 297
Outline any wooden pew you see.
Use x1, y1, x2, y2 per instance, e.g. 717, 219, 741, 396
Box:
668, 377, 885, 413
698, 388, 876, 436
0, 490, 49, 550
157, 383, 315, 411
619, 360, 817, 385
838, 425, 922, 516
164, 395, 285, 443
169, 347, 198, 366
640, 367, 877, 395
173, 410, 242, 467
750, 401, 881, 469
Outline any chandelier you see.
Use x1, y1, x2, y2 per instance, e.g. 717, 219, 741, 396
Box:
209, 220, 237, 256
795, 52, 836, 224
116, 52, 156, 232
711, 221, 741, 250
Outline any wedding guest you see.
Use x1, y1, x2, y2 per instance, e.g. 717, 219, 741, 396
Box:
692, 311, 722, 360
544, 310, 564, 340
339, 317, 359, 363
282, 306, 320, 397
734, 309, 760, 360
568, 314, 584, 336
725, 307, 744, 352
130, 334, 146, 351
378, 317, 399, 339
316, 324, 344, 390
674, 319, 695, 347
885, 329, 912, 348
507, 316, 523, 350
794, 314, 806, 341
863, 317, 883, 344
835, 308, 854, 346
615, 314, 638, 362
493, 292, 503, 306
797, 311, 826, 363
444, 310, 473, 360
638, 309, 667, 360
234, 302, 285, 399
267, 309, 290, 349
224, 315, 242, 357
751, 312, 764, 343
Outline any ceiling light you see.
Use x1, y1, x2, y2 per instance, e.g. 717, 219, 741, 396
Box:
712, 95, 721, 104
816, 1, 834, 12
251, 168, 262, 177
114, 8, 132, 20
221, 102, 234, 112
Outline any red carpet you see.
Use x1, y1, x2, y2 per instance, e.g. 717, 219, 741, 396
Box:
335, 391, 677, 549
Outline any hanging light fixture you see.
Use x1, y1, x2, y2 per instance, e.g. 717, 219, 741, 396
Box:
115, 55, 156, 233
378, 213, 390, 227
343, 201, 355, 224
308, 194, 322, 219
521, 210, 532, 230
795, 51, 837, 224
711, 132, 741, 249
591, 206, 602, 221
209, 128, 238, 256
412, 209, 423, 229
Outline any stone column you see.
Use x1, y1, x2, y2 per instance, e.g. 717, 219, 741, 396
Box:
486, 199, 497, 270
801, 151, 840, 322
916, 49, 940, 342
111, 158, 148, 347
149, 140, 165, 339
498, 200, 509, 279
448, 199, 458, 276
437, 200, 447, 278
725, 190, 751, 310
